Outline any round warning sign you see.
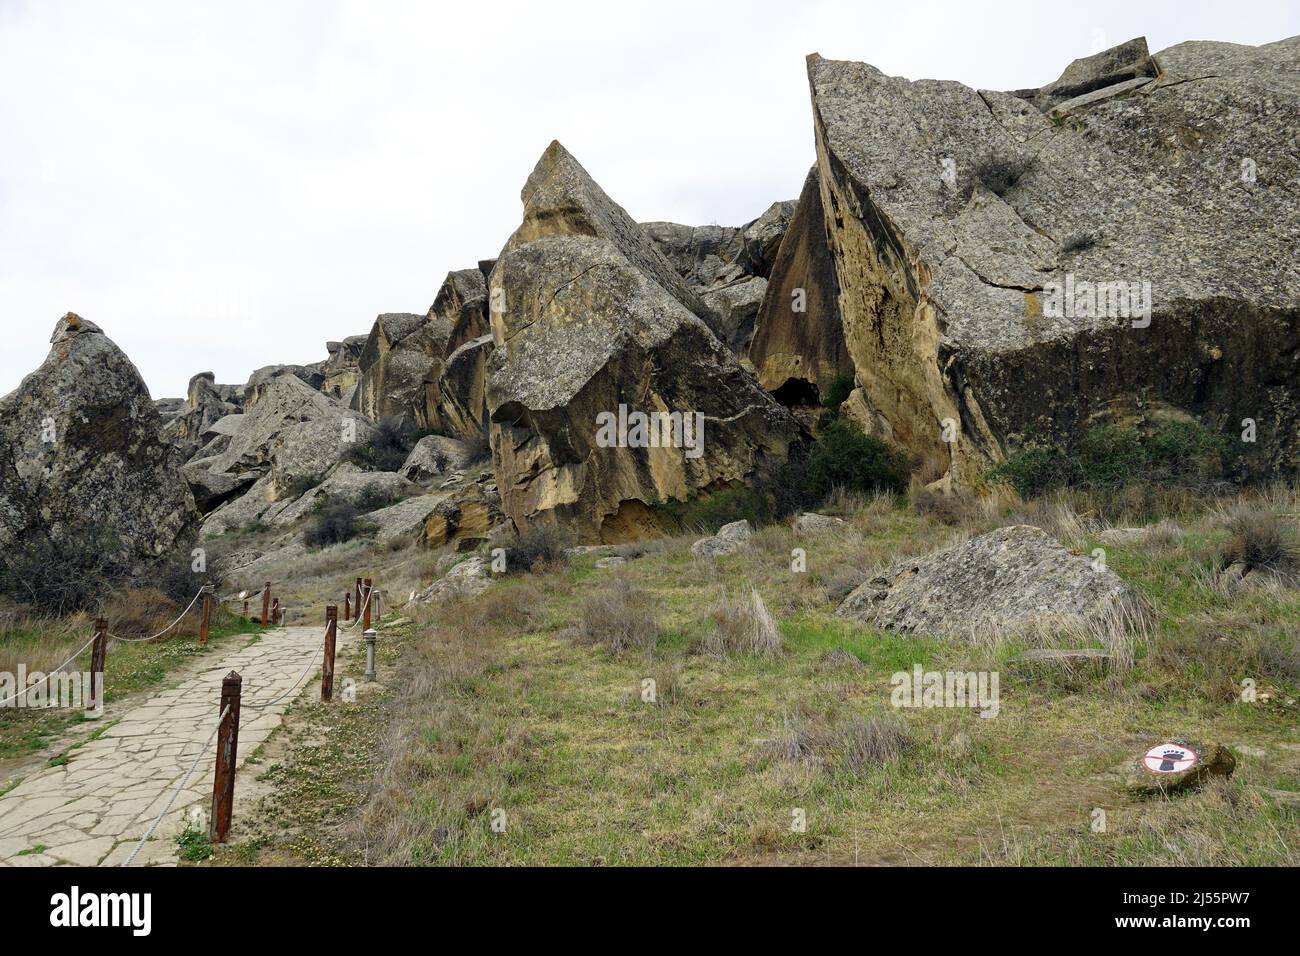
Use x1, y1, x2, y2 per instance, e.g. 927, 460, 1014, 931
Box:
1143, 743, 1197, 774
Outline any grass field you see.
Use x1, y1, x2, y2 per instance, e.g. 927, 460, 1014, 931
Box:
232, 486, 1299, 866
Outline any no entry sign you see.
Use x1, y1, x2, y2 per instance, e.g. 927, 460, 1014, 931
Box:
1143, 743, 1198, 774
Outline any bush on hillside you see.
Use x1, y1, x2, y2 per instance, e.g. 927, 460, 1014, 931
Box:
987, 421, 1233, 499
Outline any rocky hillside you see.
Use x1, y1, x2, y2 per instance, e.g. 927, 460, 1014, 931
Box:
3, 35, 1297, 586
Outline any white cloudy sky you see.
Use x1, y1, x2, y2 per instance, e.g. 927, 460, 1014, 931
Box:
2, 0, 1296, 399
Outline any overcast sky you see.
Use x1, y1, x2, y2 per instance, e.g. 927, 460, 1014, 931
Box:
2, 0, 1296, 399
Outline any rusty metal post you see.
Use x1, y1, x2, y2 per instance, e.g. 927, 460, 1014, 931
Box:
261, 583, 271, 626
199, 590, 212, 645
362, 578, 373, 631
87, 617, 108, 717
322, 605, 338, 701
210, 671, 242, 843
343, 591, 351, 622
354, 577, 362, 621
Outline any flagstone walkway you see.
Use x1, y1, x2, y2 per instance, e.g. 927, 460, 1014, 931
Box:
0, 624, 347, 866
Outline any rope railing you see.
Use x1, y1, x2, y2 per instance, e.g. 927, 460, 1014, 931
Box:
106, 586, 209, 644
340, 585, 378, 631
0, 631, 99, 708
6, 571, 380, 865
121, 703, 230, 867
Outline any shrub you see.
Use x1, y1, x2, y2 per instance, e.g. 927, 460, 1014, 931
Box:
498, 524, 572, 573
822, 374, 856, 413
804, 419, 909, 499
576, 576, 659, 653
654, 484, 772, 533
832, 717, 912, 776
987, 444, 1074, 499
347, 416, 414, 472
150, 542, 225, 607
757, 714, 910, 776
303, 503, 370, 548
0, 525, 128, 613
1220, 504, 1300, 580
701, 588, 782, 657
987, 421, 1233, 500
910, 486, 979, 526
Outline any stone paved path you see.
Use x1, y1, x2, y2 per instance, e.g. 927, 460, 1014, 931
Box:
0, 623, 348, 866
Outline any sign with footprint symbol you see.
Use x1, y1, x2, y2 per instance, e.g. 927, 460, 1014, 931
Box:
1142, 743, 1197, 774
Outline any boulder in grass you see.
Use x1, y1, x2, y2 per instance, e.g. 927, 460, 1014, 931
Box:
691, 519, 754, 558
836, 525, 1143, 640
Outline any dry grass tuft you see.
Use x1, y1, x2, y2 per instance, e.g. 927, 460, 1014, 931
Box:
758, 713, 910, 777
1218, 502, 1300, 583
576, 575, 660, 653
701, 588, 782, 657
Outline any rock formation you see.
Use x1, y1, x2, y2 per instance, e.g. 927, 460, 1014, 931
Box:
0, 315, 199, 578
770, 37, 1300, 486
748, 166, 851, 405
484, 142, 805, 541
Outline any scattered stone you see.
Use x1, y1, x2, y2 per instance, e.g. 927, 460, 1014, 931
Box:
413, 555, 492, 602
793, 512, 845, 534
594, 556, 627, 568
691, 519, 754, 558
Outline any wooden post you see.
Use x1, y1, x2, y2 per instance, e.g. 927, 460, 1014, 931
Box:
242, 597, 249, 621
362, 578, 373, 631
210, 671, 242, 843
199, 590, 212, 645
271, 597, 280, 626
321, 605, 338, 701
261, 583, 271, 626
343, 592, 351, 622
88, 618, 108, 715
353, 577, 362, 621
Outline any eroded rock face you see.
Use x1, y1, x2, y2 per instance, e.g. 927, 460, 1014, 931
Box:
161, 371, 242, 461
354, 312, 452, 429
802, 37, 1300, 484
748, 166, 851, 404
191, 373, 375, 529
0, 315, 199, 576
322, 336, 368, 402
485, 143, 804, 542
836, 525, 1141, 639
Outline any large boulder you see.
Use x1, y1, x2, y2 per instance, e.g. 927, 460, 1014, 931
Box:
642, 221, 747, 289
243, 364, 325, 408
799, 37, 1300, 485
0, 315, 199, 577
748, 166, 852, 404
485, 143, 805, 541
836, 525, 1142, 639
399, 434, 480, 484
